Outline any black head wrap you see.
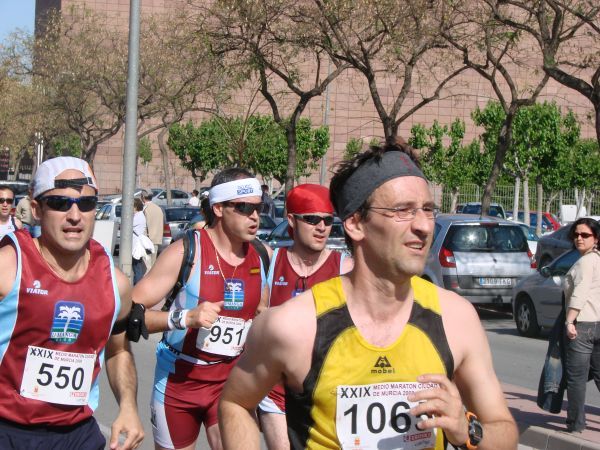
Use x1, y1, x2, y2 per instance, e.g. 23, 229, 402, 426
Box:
336, 151, 426, 219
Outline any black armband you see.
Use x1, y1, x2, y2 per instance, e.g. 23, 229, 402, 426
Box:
111, 315, 129, 335
126, 302, 149, 342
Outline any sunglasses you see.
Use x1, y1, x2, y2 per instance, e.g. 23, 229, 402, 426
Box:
573, 232, 594, 239
40, 195, 98, 212
224, 201, 263, 216
0, 198, 14, 205
294, 214, 334, 226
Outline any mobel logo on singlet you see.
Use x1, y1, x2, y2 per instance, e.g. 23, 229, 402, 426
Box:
26, 280, 48, 296
50, 301, 85, 344
372, 356, 395, 374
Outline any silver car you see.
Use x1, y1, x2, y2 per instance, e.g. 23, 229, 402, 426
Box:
422, 214, 537, 306
512, 249, 579, 337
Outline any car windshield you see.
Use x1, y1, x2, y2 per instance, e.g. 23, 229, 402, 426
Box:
165, 208, 200, 222
445, 224, 528, 252
115, 206, 122, 218
519, 225, 539, 241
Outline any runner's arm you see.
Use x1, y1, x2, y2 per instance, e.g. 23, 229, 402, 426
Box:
0, 244, 17, 301
104, 269, 144, 450
410, 293, 518, 450
219, 310, 285, 450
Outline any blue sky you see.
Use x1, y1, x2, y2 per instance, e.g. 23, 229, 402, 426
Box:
0, 0, 35, 43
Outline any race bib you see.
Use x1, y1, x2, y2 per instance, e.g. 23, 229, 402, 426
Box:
196, 316, 251, 357
20, 346, 95, 406
336, 382, 437, 450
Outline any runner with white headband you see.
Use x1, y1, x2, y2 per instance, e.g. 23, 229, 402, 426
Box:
132, 168, 271, 450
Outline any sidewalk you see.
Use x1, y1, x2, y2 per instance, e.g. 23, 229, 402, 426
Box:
503, 383, 600, 450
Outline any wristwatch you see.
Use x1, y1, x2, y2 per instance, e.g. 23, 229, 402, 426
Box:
169, 309, 187, 330
457, 411, 483, 450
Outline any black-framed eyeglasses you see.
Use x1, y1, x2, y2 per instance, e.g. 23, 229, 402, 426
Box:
366, 205, 437, 221
40, 195, 98, 212
294, 214, 334, 226
0, 198, 14, 205
224, 201, 263, 216
573, 232, 593, 239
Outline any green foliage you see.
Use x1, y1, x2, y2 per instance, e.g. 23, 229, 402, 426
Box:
568, 139, 600, 190
409, 119, 487, 189
138, 137, 152, 165
344, 138, 364, 160
50, 133, 83, 158
168, 115, 329, 184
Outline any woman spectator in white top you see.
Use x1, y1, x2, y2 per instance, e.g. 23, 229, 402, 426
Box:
132, 197, 149, 284
564, 217, 600, 432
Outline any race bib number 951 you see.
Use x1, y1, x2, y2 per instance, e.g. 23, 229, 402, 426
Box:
336, 382, 437, 450
20, 346, 95, 406
196, 316, 251, 357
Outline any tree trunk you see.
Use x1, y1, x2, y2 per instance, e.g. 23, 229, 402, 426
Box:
586, 193, 594, 215
284, 122, 298, 195
481, 109, 516, 215
559, 190, 564, 223
523, 177, 530, 226
158, 128, 172, 206
536, 176, 543, 236
545, 191, 558, 214
450, 187, 460, 214
512, 177, 521, 221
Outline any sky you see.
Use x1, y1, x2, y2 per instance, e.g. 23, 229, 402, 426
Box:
0, 0, 35, 43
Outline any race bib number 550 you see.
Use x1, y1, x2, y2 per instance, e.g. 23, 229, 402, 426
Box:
336, 382, 437, 450
20, 346, 95, 406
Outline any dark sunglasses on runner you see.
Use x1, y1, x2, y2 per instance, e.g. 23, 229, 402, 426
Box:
224, 201, 263, 216
294, 214, 334, 226
40, 195, 98, 212
0, 198, 14, 205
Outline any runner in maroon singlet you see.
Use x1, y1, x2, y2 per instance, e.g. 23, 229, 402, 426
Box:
258, 184, 353, 450
132, 168, 271, 450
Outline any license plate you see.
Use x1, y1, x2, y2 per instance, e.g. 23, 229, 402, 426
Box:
478, 277, 512, 286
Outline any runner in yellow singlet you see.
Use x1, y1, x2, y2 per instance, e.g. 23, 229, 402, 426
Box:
219, 143, 518, 450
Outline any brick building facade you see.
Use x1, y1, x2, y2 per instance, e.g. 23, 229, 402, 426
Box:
35, 0, 596, 195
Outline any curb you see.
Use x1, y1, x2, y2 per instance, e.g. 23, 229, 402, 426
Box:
518, 424, 600, 450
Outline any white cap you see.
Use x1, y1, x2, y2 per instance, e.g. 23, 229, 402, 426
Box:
33, 157, 98, 199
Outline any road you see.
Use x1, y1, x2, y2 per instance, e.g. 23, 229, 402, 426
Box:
94, 307, 600, 449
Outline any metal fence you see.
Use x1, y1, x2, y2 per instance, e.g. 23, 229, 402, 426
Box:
436, 184, 600, 217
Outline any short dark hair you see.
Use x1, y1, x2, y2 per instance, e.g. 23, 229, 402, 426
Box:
142, 190, 154, 201
0, 186, 15, 197
192, 189, 199, 196
329, 142, 421, 254
568, 217, 600, 245
201, 167, 255, 226
261, 184, 268, 191
133, 197, 144, 211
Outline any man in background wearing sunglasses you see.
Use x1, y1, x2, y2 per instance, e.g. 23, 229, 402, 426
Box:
258, 183, 353, 450
0, 156, 144, 449
0, 186, 22, 239
220, 144, 517, 450
132, 168, 270, 450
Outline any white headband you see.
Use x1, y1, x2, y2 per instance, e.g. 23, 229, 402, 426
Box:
209, 178, 262, 206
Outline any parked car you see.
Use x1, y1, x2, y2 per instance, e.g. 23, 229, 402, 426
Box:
422, 214, 537, 307
534, 223, 575, 269
161, 206, 202, 247
507, 211, 561, 233
512, 249, 579, 337
455, 202, 507, 219
95, 202, 122, 254
516, 223, 539, 255
151, 188, 191, 206
260, 217, 347, 252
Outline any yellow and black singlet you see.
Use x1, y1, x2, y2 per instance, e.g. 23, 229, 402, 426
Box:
285, 276, 454, 450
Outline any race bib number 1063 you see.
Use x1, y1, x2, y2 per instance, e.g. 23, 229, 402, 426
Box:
336, 382, 437, 450
20, 346, 95, 406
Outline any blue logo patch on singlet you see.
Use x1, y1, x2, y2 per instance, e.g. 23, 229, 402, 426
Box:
50, 301, 85, 344
223, 278, 244, 310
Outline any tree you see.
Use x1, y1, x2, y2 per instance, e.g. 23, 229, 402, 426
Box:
201, 0, 349, 193
490, 0, 600, 143
410, 119, 485, 212
311, 0, 467, 142
443, 0, 550, 215
168, 115, 329, 186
